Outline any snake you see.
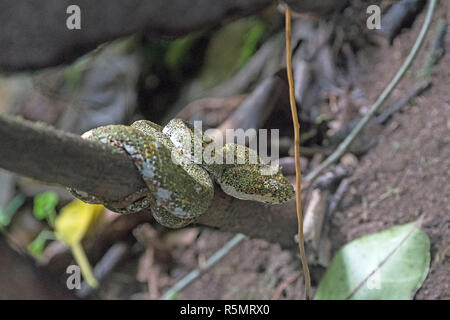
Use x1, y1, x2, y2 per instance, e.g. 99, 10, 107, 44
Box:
69, 119, 294, 228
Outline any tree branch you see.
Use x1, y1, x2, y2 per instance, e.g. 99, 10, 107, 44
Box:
0, 115, 146, 201
0, 115, 298, 249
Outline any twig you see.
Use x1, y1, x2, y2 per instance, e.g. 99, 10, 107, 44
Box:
376, 80, 431, 124
312, 166, 349, 190
305, 0, 437, 183
271, 271, 300, 300
420, 18, 447, 78
285, 4, 311, 300
327, 178, 350, 216
303, 189, 329, 248
376, 0, 427, 44
160, 233, 246, 300
76, 242, 130, 298
214, 75, 285, 141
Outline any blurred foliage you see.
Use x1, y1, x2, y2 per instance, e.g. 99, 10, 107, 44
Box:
237, 22, 266, 69
0, 194, 25, 229
55, 199, 103, 245
54, 199, 104, 288
27, 230, 56, 258
64, 59, 86, 93
165, 34, 201, 70
33, 191, 59, 227
198, 17, 266, 88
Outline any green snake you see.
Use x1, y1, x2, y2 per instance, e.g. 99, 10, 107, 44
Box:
69, 119, 294, 228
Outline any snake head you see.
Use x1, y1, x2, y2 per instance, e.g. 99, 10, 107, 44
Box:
164, 119, 294, 204
219, 164, 295, 204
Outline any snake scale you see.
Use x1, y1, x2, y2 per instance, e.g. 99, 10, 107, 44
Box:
69, 119, 294, 228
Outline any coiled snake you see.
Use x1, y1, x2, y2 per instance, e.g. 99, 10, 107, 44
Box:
70, 119, 294, 228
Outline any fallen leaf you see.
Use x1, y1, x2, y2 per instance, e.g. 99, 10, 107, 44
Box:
315, 220, 430, 300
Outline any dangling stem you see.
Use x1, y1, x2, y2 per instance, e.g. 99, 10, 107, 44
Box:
285, 5, 311, 299
71, 241, 99, 288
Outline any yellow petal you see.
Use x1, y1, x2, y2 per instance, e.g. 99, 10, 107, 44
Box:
55, 199, 104, 245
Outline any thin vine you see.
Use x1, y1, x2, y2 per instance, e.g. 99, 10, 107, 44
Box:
285, 4, 311, 300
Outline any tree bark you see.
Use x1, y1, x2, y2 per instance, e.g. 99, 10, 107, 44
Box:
0, 115, 298, 249
0, 0, 273, 71
0, 115, 147, 201
0, 0, 342, 72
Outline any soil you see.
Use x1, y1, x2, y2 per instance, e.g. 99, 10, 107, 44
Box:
152, 2, 449, 300
330, 2, 450, 300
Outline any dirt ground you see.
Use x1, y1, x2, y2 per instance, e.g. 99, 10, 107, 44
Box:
144, 3, 449, 300
331, 3, 450, 300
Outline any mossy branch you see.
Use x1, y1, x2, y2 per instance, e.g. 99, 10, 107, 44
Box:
0, 114, 299, 249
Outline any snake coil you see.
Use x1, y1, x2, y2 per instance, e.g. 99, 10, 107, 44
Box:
70, 119, 294, 228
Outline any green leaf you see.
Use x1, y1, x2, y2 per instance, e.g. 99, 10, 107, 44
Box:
28, 230, 56, 258
315, 220, 430, 300
199, 17, 263, 88
165, 34, 198, 70
315, 114, 326, 125
236, 22, 265, 69
0, 209, 5, 228
33, 192, 59, 220
0, 194, 25, 227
